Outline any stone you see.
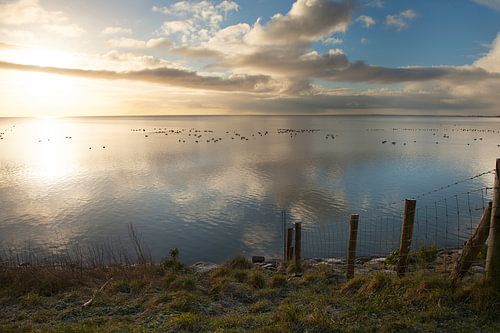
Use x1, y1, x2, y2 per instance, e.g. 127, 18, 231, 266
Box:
470, 265, 485, 273
190, 262, 219, 273
252, 256, 265, 263
324, 258, 345, 264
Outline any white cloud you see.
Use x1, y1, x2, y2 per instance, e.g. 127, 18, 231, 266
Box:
323, 36, 343, 45
160, 20, 194, 35
107, 37, 173, 50
361, 37, 369, 44
0, 0, 65, 25
0, 0, 85, 38
0, 28, 36, 43
365, 0, 384, 8
356, 15, 375, 28
43, 24, 85, 38
154, 1, 239, 44
108, 37, 147, 49
101, 26, 132, 35
244, 0, 352, 46
386, 9, 417, 31
472, 0, 500, 11
146, 38, 172, 49
474, 33, 500, 72
217, 0, 239, 14
203, 23, 251, 54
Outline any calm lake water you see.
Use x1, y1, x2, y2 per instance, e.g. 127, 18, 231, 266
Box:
0, 116, 499, 263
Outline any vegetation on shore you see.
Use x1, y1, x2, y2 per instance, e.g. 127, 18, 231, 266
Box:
1, 247, 499, 333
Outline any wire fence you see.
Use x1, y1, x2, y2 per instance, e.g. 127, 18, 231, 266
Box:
284, 169, 496, 261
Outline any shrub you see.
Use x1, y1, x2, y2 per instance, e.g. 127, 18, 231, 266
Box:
232, 269, 248, 283
111, 279, 131, 294
384, 248, 416, 268
224, 256, 253, 270
248, 271, 266, 289
415, 245, 438, 265
161, 248, 184, 272
270, 274, 287, 288
169, 275, 196, 291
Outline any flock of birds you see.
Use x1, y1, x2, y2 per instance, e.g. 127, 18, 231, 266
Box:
374, 126, 500, 147
2, 123, 500, 150
130, 127, 343, 145
0, 124, 15, 141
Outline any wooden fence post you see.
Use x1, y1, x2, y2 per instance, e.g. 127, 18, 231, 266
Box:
294, 222, 302, 270
347, 214, 359, 280
486, 159, 500, 289
397, 199, 417, 276
451, 202, 492, 286
282, 210, 287, 263
286, 228, 294, 262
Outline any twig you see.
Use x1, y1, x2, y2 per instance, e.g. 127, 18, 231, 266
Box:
82, 277, 113, 307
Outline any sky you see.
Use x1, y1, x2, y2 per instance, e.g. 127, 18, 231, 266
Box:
0, 0, 499, 117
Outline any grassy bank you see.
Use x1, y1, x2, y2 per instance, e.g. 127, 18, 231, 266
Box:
1, 254, 499, 333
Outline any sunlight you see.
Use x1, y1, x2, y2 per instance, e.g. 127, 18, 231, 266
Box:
0, 70, 86, 117
3, 47, 77, 68
27, 118, 78, 183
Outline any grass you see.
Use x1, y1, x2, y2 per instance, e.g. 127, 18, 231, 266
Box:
1, 255, 499, 332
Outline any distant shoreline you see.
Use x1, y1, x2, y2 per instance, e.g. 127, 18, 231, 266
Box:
1, 114, 500, 120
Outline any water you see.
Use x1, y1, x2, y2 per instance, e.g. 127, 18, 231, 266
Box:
0, 116, 499, 263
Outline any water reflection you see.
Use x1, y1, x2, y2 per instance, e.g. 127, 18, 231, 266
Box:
0, 116, 498, 263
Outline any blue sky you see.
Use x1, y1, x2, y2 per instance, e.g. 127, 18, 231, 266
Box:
0, 0, 499, 116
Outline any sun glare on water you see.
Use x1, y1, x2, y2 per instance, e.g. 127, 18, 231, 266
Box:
26, 118, 79, 183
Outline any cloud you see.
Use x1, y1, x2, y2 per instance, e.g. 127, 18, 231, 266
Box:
213, 42, 499, 85
153, 0, 239, 44
202, 23, 252, 54
244, 0, 353, 46
0, 41, 17, 49
356, 15, 375, 28
101, 26, 132, 35
145, 38, 172, 49
160, 20, 194, 35
0, 60, 273, 93
472, 0, 500, 11
218, 48, 351, 78
386, 9, 417, 31
365, 0, 384, 8
323, 36, 343, 45
218, 0, 239, 14
108, 37, 149, 49
0, 0, 65, 25
101, 50, 177, 70
0, 0, 85, 38
170, 46, 222, 58
474, 33, 500, 72
107, 37, 172, 50
326, 61, 499, 83
42, 23, 85, 38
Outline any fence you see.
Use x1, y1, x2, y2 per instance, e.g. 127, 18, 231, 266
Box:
282, 162, 500, 285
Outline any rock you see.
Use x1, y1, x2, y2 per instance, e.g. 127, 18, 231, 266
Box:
190, 262, 219, 273
470, 265, 485, 273
252, 256, 265, 263
324, 258, 345, 264
365, 257, 386, 267
263, 263, 277, 270
382, 269, 397, 275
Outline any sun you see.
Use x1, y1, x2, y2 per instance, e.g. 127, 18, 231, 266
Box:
3, 47, 77, 68
0, 47, 93, 117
